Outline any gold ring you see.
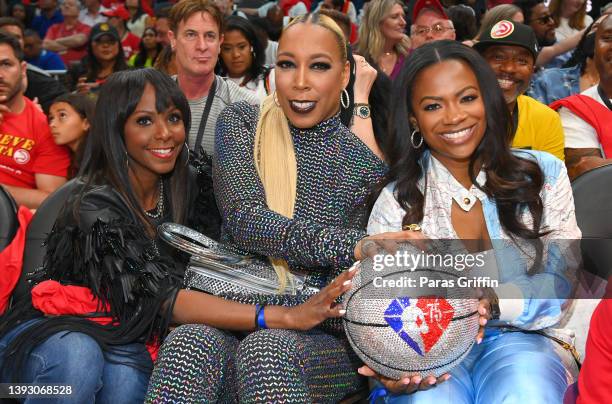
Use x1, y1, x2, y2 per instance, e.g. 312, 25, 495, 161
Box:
402, 223, 422, 231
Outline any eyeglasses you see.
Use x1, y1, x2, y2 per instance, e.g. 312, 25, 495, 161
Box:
410, 22, 455, 37
533, 14, 554, 25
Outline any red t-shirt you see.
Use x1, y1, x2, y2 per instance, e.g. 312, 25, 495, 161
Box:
45, 21, 92, 67
122, 32, 141, 59
577, 281, 612, 404
0, 98, 70, 189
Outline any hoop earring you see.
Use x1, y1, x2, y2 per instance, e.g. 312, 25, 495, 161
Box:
273, 91, 280, 107
410, 129, 423, 149
340, 88, 349, 109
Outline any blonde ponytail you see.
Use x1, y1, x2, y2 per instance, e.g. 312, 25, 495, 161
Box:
254, 94, 297, 293
254, 12, 347, 292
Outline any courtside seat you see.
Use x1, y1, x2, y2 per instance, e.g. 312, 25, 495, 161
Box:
563, 165, 612, 365
8, 179, 82, 309
572, 164, 612, 281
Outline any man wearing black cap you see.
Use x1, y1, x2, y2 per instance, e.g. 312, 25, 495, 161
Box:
475, 20, 565, 160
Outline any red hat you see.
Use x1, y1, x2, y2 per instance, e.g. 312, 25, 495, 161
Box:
412, 0, 448, 22
102, 5, 131, 21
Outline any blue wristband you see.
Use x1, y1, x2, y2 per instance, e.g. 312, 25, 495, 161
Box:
256, 304, 267, 329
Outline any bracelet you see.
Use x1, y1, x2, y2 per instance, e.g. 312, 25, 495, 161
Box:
255, 304, 267, 329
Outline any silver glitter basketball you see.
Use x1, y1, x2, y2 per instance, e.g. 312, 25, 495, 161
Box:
343, 242, 480, 379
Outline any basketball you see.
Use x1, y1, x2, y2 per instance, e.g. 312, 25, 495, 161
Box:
343, 242, 480, 379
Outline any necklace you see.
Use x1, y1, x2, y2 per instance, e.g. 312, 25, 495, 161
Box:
144, 180, 165, 219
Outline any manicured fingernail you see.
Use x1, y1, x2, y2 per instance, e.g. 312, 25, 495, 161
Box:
339, 309, 346, 315
357, 367, 365, 375
402, 378, 411, 385
477, 337, 482, 344
413, 377, 422, 384
444, 375, 451, 381
429, 379, 436, 385
343, 280, 352, 286
349, 262, 359, 271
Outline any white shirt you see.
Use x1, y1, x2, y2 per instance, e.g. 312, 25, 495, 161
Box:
265, 40, 278, 66
79, 7, 109, 27
560, 85, 611, 155
227, 76, 268, 103
555, 15, 593, 41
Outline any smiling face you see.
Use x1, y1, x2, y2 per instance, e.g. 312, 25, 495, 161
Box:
380, 4, 407, 44
410, 59, 486, 165
48, 101, 90, 152
170, 11, 222, 78
275, 22, 349, 129
220, 29, 252, 78
482, 45, 534, 106
595, 16, 612, 85
124, 83, 186, 181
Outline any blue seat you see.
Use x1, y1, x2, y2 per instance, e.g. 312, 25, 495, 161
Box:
0, 186, 17, 252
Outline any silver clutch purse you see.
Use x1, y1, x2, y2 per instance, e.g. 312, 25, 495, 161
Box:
158, 223, 320, 297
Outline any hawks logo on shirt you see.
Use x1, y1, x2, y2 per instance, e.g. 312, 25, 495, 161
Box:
13, 149, 30, 164
491, 21, 515, 39
384, 297, 454, 355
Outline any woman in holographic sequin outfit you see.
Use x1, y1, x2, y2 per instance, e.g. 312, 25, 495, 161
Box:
145, 13, 391, 404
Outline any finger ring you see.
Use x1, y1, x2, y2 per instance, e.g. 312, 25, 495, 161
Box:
402, 223, 422, 231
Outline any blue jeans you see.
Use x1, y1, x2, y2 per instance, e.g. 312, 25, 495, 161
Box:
0, 319, 151, 403
372, 332, 577, 404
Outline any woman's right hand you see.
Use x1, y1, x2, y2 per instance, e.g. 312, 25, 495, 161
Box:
354, 229, 430, 261
285, 263, 359, 331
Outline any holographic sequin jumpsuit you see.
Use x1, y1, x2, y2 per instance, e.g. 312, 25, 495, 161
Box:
145, 102, 387, 403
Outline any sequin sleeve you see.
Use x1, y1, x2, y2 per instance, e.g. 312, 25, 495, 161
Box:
213, 102, 365, 269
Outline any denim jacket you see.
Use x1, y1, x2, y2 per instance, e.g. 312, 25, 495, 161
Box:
528, 65, 581, 106
367, 150, 581, 333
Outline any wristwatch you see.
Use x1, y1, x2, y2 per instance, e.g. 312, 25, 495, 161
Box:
353, 103, 371, 119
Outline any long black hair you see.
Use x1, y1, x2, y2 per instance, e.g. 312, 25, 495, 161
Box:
386, 41, 547, 247
133, 27, 162, 68
50, 92, 96, 177
78, 68, 191, 231
82, 33, 129, 82
217, 15, 266, 85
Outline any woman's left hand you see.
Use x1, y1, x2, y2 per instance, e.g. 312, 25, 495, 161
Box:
352, 55, 377, 103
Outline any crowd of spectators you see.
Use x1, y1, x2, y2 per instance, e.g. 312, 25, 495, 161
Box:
0, 0, 611, 402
